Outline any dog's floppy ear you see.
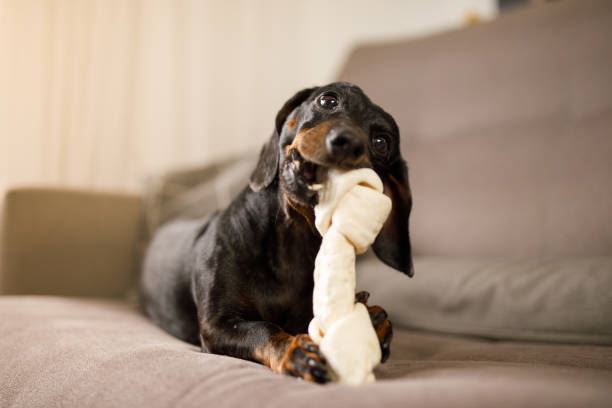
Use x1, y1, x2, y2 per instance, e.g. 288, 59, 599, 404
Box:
372, 160, 414, 277
250, 87, 319, 192
249, 134, 279, 192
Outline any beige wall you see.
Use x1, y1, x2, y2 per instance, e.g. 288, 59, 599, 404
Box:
0, 0, 496, 195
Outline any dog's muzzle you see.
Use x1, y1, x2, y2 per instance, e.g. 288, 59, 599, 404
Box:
325, 125, 366, 167
290, 120, 369, 169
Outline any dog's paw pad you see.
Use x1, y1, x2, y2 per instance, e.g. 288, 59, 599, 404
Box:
281, 334, 332, 383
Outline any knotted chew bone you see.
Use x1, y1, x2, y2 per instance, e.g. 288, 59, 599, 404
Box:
308, 168, 392, 385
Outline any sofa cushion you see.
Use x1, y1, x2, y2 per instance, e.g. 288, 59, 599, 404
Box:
1, 296, 611, 408
358, 255, 612, 345
143, 154, 257, 236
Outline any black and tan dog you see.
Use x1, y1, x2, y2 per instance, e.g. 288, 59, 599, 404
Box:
141, 82, 412, 383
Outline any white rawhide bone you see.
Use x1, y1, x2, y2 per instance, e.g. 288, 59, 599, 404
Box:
308, 168, 392, 385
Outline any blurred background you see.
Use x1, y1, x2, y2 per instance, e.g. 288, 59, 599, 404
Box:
0, 0, 501, 196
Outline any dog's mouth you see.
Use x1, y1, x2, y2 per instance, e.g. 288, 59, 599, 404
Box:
301, 160, 326, 192
290, 149, 328, 188
282, 148, 329, 206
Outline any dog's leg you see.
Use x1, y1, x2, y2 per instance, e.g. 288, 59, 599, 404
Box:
356, 291, 393, 363
200, 320, 332, 383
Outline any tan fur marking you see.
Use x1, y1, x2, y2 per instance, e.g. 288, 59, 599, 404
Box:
285, 194, 316, 229
253, 332, 292, 372
288, 120, 335, 165
286, 118, 297, 130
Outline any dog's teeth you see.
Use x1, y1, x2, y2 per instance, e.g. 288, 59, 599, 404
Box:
308, 183, 324, 191
293, 160, 300, 170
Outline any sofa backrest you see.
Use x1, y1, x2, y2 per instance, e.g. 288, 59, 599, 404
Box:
339, 0, 612, 258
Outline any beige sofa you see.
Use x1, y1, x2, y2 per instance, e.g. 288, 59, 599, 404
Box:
1, 1, 611, 407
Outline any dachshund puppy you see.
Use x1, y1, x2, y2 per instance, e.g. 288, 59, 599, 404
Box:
141, 82, 412, 383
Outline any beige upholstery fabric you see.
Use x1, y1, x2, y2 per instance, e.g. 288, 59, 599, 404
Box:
143, 154, 257, 237
358, 254, 612, 345
339, 0, 612, 258
1, 296, 611, 408
0, 188, 143, 298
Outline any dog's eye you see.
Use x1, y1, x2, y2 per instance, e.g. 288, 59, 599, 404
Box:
371, 135, 389, 156
317, 92, 339, 109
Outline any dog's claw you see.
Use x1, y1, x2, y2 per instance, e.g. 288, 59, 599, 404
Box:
311, 368, 328, 383
379, 320, 393, 363
355, 290, 370, 304
305, 343, 317, 353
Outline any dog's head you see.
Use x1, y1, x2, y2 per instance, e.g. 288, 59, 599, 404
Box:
250, 82, 413, 277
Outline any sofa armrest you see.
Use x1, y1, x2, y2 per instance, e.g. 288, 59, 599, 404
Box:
0, 187, 144, 298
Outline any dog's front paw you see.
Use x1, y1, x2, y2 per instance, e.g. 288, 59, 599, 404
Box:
280, 334, 333, 384
356, 291, 393, 363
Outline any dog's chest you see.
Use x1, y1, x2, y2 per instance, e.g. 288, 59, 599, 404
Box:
250, 212, 321, 333
253, 251, 316, 334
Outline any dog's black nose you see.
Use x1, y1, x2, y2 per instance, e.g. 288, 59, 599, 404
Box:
326, 129, 365, 164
